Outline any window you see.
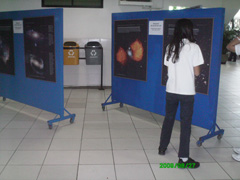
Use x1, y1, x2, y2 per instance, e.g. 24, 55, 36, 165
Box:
169, 6, 186, 10
42, 0, 103, 8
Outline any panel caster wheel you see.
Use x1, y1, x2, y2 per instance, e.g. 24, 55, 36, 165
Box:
196, 140, 202, 147
102, 105, 105, 111
120, 103, 123, 108
70, 118, 74, 124
48, 124, 53, 129
217, 134, 223, 140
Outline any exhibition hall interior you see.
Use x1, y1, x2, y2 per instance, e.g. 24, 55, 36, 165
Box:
0, 0, 240, 179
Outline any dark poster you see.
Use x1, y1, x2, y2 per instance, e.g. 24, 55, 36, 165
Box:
114, 19, 148, 81
0, 19, 15, 75
162, 18, 213, 95
24, 16, 56, 82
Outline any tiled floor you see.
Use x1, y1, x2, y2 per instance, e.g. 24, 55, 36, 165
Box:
1, 60, 240, 180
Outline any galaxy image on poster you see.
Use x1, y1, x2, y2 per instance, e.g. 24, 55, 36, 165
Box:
0, 19, 15, 75
161, 18, 213, 95
114, 19, 148, 81
24, 16, 56, 82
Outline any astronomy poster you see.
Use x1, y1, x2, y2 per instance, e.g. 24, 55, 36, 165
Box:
162, 18, 213, 95
23, 16, 56, 82
0, 19, 15, 75
114, 19, 148, 81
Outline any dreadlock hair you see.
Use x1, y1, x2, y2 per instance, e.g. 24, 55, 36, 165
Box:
166, 18, 196, 63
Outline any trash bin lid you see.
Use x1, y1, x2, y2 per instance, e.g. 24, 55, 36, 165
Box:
85, 41, 102, 48
64, 41, 78, 46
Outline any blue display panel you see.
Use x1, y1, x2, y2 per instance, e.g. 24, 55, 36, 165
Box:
0, 9, 64, 116
112, 8, 225, 130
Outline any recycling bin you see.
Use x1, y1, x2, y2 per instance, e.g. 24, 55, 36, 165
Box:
63, 41, 79, 65
85, 41, 103, 65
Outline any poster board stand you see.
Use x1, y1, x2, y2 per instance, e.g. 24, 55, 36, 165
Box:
0, 9, 75, 129
103, 8, 225, 146
47, 108, 76, 129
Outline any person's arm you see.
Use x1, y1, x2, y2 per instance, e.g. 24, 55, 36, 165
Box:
226, 37, 240, 53
194, 66, 201, 76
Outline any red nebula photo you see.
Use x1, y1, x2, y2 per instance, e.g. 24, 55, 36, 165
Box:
116, 47, 127, 65
114, 19, 148, 81
130, 39, 144, 62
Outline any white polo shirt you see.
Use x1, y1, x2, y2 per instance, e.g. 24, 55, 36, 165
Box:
235, 44, 240, 55
164, 39, 204, 95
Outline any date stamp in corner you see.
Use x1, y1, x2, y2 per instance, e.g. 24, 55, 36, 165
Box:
159, 163, 196, 169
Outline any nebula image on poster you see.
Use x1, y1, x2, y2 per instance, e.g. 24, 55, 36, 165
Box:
162, 18, 213, 95
0, 19, 15, 75
114, 19, 148, 81
24, 16, 56, 82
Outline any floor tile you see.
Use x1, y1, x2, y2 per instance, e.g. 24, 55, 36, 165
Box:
151, 163, 194, 180
81, 138, 111, 150
113, 150, 148, 164
219, 162, 240, 179
38, 165, 78, 180
145, 148, 178, 163
0, 128, 29, 139
44, 151, 79, 165
8, 150, 47, 165
0, 139, 22, 150
112, 138, 143, 150
189, 163, 231, 180
78, 165, 116, 180
49, 138, 81, 150
0, 151, 14, 165
17, 138, 52, 150
79, 150, 113, 165
83, 128, 110, 138
206, 148, 236, 162
115, 164, 155, 180
0, 165, 41, 180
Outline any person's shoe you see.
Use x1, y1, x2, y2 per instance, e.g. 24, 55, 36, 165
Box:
233, 148, 240, 154
178, 157, 200, 169
158, 147, 167, 155
232, 154, 240, 162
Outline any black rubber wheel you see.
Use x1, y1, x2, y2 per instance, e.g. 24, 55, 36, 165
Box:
70, 118, 74, 124
120, 103, 123, 108
102, 106, 105, 111
217, 134, 223, 140
48, 124, 53, 129
196, 140, 202, 147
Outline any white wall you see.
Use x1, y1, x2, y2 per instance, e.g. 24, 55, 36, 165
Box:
0, 0, 238, 86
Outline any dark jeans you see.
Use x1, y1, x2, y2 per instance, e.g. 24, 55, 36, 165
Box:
159, 92, 194, 158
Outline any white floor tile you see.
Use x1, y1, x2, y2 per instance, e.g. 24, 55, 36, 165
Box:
17, 138, 52, 150
49, 138, 81, 150
115, 164, 155, 180
44, 151, 79, 165
151, 163, 194, 180
0, 165, 41, 180
38, 165, 78, 180
83, 128, 110, 139
0, 139, 22, 151
8, 150, 47, 165
79, 150, 113, 165
145, 148, 178, 163
219, 162, 240, 179
113, 150, 148, 164
112, 138, 143, 150
78, 165, 116, 180
0, 151, 14, 165
0, 128, 29, 139
54, 126, 82, 139
81, 138, 111, 150
189, 163, 231, 180
206, 148, 236, 162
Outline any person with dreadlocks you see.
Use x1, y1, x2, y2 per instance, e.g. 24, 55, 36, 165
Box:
158, 19, 204, 169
